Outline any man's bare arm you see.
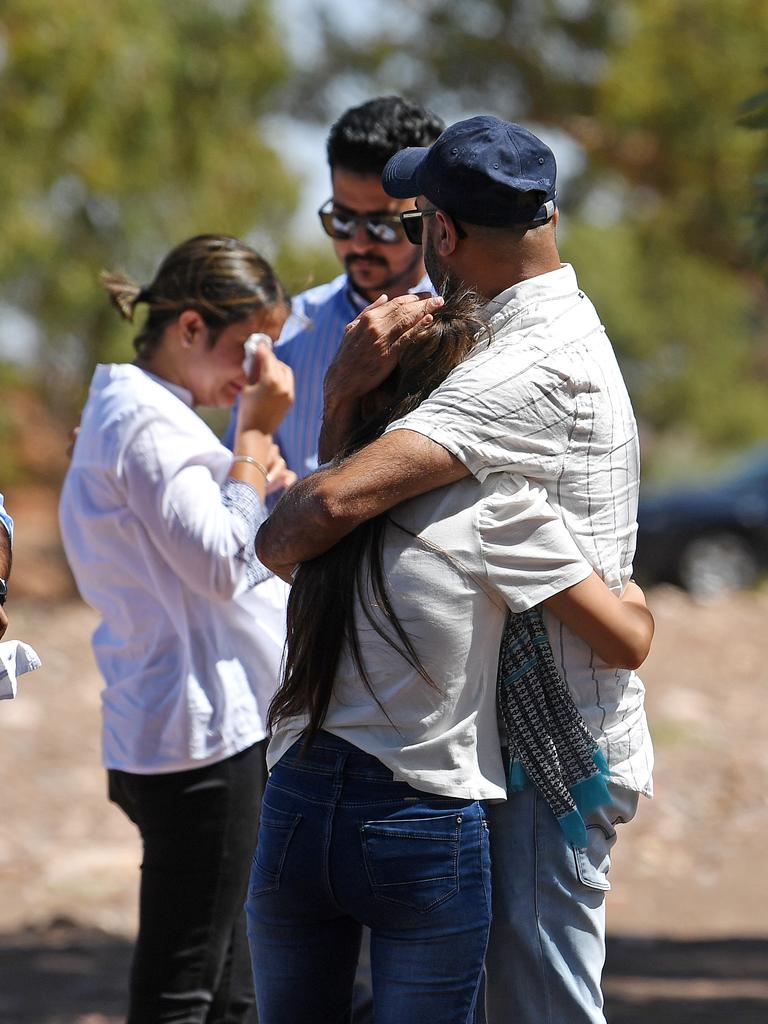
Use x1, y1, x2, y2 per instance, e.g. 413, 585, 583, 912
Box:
256, 429, 469, 581
0, 524, 11, 582
0, 525, 10, 639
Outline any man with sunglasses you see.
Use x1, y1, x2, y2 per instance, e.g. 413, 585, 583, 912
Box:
224, 95, 444, 478
257, 116, 651, 1024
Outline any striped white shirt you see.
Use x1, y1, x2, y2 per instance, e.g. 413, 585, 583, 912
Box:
386, 264, 653, 796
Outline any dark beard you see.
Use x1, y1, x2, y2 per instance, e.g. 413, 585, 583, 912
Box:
424, 232, 462, 299
344, 248, 424, 300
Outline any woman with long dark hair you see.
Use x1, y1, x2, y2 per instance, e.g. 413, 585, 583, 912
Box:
60, 235, 294, 1024
245, 290, 653, 1024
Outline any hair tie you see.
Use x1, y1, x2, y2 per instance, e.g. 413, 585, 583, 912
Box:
136, 286, 153, 305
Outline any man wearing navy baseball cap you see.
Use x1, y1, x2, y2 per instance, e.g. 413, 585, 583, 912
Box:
383, 114, 557, 228
258, 115, 651, 1024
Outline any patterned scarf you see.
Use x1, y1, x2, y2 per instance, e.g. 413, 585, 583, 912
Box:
496, 606, 611, 848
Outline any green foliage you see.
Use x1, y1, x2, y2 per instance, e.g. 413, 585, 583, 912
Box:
3, 0, 768, 467
287, 0, 613, 126
274, 240, 341, 301
739, 75, 768, 264
562, 219, 767, 450
584, 0, 768, 267
569, 0, 768, 460
297, 0, 768, 460
0, 0, 299, 413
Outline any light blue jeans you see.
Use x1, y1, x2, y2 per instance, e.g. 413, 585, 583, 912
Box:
246, 732, 491, 1024
481, 781, 639, 1024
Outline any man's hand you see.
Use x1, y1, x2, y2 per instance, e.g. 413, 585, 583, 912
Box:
327, 292, 444, 402
319, 293, 443, 462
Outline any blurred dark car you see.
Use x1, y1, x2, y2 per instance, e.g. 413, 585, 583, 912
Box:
634, 446, 768, 597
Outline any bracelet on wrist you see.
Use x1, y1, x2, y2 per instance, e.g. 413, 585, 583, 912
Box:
231, 455, 269, 480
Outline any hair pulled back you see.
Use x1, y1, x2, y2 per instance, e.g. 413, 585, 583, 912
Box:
100, 234, 288, 359
268, 287, 489, 746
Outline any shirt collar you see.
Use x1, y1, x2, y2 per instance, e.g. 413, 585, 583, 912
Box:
139, 367, 195, 407
484, 263, 578, 328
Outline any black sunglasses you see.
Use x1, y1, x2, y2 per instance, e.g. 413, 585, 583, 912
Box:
401, 208, 469, 245
318, 200, 405, 244
399, 208, 438, 246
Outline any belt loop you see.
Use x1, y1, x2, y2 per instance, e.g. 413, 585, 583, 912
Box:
332, 746, 348, 799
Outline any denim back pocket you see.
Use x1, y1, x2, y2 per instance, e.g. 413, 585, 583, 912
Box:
361, 812, 461, 912
248, 806, 302, 897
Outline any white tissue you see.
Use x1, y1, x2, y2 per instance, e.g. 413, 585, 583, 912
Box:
243, 332, 273, 376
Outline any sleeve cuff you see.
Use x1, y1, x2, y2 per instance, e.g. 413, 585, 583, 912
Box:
221, 478, 272, 588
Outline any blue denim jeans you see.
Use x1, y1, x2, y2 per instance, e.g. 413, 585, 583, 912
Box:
246, 732, 491, 1024
480, 781, 639, 1024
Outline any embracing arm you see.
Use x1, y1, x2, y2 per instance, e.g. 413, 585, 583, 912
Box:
0, 516, 10, 582
256, 428, 469, 581
545, 575, 654, 670
0, 513, 10, 639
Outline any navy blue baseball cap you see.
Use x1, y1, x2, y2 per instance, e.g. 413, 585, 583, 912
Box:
382, 115, 557, 228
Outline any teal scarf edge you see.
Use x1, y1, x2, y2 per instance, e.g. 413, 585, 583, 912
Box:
508, 748, 612, 849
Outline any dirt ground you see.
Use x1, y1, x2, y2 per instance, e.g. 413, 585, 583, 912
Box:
1, 486, 767, 1023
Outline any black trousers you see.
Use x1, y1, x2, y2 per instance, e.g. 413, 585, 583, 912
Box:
109, 740, 267, 1024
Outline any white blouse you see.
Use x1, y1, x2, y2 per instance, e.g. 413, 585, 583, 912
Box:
60, 364, 288, 774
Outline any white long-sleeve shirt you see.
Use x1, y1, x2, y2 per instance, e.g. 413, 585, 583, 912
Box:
60, 364, 288, 774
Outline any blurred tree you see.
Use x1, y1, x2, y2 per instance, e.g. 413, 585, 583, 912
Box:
562, 0, 768, 454
284, 0, 614, 129
293, 0, 768, 464
0, 0, 299, 417
739, 73, 768, 264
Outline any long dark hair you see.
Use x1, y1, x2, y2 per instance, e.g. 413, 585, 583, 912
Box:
268, 288, 489, 745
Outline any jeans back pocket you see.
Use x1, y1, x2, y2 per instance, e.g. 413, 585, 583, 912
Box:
249, 806, 302, 897
361, 812, 461, 912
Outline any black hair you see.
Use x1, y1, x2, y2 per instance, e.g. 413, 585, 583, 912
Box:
327, 95, 444, 176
